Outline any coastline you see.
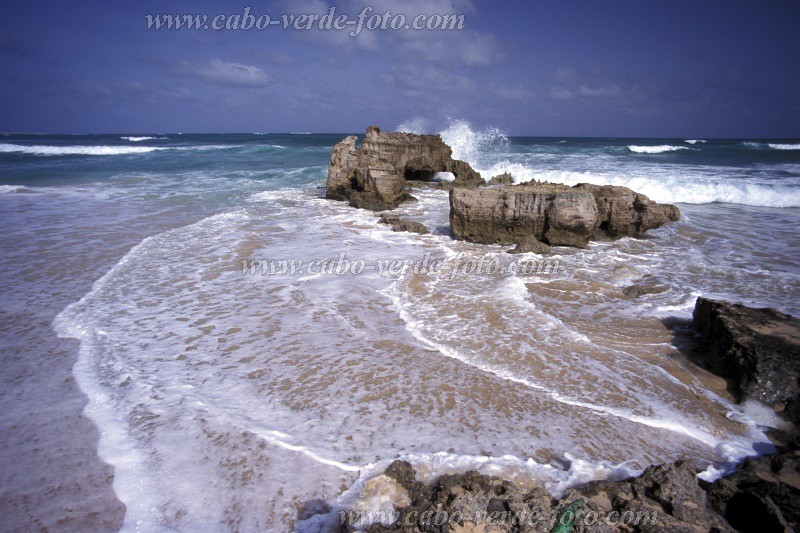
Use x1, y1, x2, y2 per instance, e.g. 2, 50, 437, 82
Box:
0, 131, 797, 531
0, 303, 124, 530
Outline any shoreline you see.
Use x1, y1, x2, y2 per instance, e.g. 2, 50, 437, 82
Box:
0, 323, 124, 531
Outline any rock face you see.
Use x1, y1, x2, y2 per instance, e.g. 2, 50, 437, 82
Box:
576, 184, 681, 239
449, 182, 680, 248
693, 297, 800, 424
326, 126, 483, 211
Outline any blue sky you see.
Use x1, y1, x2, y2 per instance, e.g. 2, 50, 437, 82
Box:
1, 0, 798, 137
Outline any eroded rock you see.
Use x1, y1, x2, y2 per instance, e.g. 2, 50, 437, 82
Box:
693, 297, 800, 424
449, 182, 680, 248
326, 126, 483, 211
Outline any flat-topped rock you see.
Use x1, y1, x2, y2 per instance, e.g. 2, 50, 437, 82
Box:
449, 181, 680, 247
693, 297, 800, 424
326, 126, 483, 211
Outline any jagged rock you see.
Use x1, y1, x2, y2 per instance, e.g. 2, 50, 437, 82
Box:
703, 450, 800, 532
342, 459, 739, 532
489, 172, 514, 185
326, 126, 483, 211
693, 297, 800, 424
574, 184, 681, 239
378, 214, 429, 235
508, 234, 551, 255
449, 182, 680, 248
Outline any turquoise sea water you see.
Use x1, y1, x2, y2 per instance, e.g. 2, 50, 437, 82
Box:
1, 126, 798, 530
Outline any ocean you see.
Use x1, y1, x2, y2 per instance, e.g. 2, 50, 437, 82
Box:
0, 123, 798, 531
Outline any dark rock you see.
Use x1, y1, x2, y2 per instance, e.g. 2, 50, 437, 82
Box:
693, 297, 800, 423
378, 214, 429, 235
704, 451, 800, 532
352, 459, 740, 532
326, 126, 483, 211
449, 181, 680, 248
622, 276, 667, 297
508, 234, 551, 255
488, 172, 514, 185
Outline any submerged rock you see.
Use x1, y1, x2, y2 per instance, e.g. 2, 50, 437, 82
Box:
450, 181, 679, 248
693, 297, 800, 424
378, 214, 429, 235
508, 234, 551, 255
622, 275, 668, 297
326, 126, 483, 211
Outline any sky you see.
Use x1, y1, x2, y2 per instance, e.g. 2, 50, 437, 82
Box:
1, 0, 798, 137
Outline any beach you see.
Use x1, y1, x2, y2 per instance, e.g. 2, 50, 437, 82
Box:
0, 126, 798, 530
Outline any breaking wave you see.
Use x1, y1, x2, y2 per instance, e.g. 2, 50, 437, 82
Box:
0, 143, 168, 156
769, 143, 800, 150
121, 136, 168, 142
628, 145, 690, 154
477, 163, 800, 208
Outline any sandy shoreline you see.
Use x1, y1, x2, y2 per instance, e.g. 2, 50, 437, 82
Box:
0, 321, 124, 530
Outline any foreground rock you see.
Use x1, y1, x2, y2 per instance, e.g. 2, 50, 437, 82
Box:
378, 214, 429, 235
327, 127, 483, 211
693, 297, 800, 425
449, 182, 680, 248
333, 459, 742, 532
703, 448, 800, 532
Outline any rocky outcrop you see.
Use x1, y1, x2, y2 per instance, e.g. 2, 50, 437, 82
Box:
334, 459, 741, 532
378, 214, 429, 235
693, 297, 800, 425
488, 172, 514, 185
449, 182, 680, 248
575, 184, 682, 239
326, 126, 483, 211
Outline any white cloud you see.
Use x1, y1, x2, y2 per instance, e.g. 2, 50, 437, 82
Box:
549, 86, 574, 101
578, 84, 621, 97
177, 59, 271, 88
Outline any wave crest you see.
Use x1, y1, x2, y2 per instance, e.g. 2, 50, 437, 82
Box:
477, 163, 800, 208
121, 136, 168, 142
768, 143, 800, 151
628, 145, 690, 154
0, 143, 167, 156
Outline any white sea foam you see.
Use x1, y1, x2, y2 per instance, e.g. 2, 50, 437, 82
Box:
476, 163, 800, 208
296, 451, 641, 530
396, 116, 432, 135
439, 120, 508, 163
121, 136, 168, 142
768, 143, 800, 150
0, 143, 168, 156
0, 184, 32, 194
685, 139, 706, 144
628, 145, 690, 154
433, 172, 455, 182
